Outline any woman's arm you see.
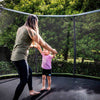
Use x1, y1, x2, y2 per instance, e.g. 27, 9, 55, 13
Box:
29, 29, 57, 54
33, 43, 43, 54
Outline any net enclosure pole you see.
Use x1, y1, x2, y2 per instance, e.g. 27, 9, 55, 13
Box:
73, 16, 76, 75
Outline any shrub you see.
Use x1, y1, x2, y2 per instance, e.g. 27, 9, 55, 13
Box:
0, 61, 17, 75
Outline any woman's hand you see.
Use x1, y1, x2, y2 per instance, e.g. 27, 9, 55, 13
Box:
52, 49, 57, 54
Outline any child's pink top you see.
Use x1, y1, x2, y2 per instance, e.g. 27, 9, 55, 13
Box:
41, 53, 53, 70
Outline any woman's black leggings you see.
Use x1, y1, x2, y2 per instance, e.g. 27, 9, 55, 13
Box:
13, 60, 33, 100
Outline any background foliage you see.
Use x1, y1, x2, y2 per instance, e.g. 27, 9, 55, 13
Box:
0, 0, 100, 77
1, 0, 100, 15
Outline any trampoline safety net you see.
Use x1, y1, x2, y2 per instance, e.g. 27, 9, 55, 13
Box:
0, 7, 100, 77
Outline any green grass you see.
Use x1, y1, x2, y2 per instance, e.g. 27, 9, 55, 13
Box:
67, 57, 94, 63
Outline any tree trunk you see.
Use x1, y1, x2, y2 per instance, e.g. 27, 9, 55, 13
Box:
81, 58, 84, 64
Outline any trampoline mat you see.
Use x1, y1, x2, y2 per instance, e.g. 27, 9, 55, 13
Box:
0, 76, 100, 100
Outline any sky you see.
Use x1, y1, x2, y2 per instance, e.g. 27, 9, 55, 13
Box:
0, 0, 3, 2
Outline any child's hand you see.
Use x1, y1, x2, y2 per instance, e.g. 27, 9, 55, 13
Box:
36, 43, 41, 49
30, 44, 34, 48
30, 42, 37, 48
33, 44, 37, 48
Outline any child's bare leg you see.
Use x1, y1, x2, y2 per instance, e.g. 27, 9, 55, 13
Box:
47, 76, 51, 90
41, 75, 46, 90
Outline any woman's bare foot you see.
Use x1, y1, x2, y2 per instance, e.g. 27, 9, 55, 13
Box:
29, 90, 40, 96
41, 87, 46, 91
47, 87, 51, 90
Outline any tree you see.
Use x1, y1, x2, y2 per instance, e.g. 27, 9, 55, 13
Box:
0, 9, 27, 51
1, 0, 100, 15
0, 0, 100, 61
70, 12, 100, 63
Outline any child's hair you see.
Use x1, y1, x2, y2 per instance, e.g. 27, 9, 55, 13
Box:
43, 48, 51, 54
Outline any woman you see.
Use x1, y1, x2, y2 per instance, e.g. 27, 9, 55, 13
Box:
11, 15, 57, 100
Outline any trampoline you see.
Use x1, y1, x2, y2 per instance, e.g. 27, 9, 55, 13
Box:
0, 75, 100, 100
0, 7, 100, 100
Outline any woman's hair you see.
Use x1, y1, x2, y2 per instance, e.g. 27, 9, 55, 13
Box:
25, 15, 39, 35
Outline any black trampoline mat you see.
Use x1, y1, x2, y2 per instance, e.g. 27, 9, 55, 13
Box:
0, 76, 100, 100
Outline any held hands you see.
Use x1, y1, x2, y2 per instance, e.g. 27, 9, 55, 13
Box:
30, 44, 34, 48
31, 42, 40, 49
52, 49, 57, 54
36, 43, 41, 49
30, 42, 37, 48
